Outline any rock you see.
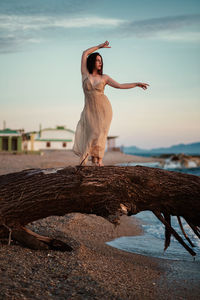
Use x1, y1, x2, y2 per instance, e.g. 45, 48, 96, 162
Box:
163, 153, 200, 169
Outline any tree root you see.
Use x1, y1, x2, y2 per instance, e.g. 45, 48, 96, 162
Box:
153, 211, 196, 257
4, 226, 73, 251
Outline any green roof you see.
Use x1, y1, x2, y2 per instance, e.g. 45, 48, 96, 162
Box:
41, 127, 75, 134
0, 128, 20, 135
35, 139, 73, 142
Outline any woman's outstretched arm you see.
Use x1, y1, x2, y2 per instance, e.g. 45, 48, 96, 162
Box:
105, 75, 149, 90
81, 41, 111, 75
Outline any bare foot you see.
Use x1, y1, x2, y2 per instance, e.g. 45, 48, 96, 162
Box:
91, 156, 98, 166
97, 158, 104, 166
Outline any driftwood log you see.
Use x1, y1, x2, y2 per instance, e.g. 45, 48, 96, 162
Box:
0, 166, 200, 256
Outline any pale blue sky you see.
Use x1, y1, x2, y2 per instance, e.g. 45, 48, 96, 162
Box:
0, 0, 200, 148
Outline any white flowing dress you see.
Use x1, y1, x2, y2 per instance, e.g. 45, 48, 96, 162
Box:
73, 74, 113, 164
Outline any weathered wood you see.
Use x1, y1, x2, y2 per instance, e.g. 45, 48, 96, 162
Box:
11, 227, 73, 251
177, 216, 195, 247
163, 212, 171, 251
153, 211, 196, 256
0, 166, 200, 255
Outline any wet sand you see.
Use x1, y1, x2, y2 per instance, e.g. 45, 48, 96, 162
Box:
0, 151, 199, 299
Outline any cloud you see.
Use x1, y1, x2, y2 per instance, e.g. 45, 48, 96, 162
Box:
118, 14, 200, 41
0, 13, 200, 53
0, 0, 102, 53
156, 31, 200, 42
53, 16, 124, 28
0, 14, 123, 31
0, 0, 93, 16
0, 36, 41, 53
0, 14, 124, 53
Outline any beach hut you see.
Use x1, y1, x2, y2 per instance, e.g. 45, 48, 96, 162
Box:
106, 136, 119, 151
23, 126, 75, 151
0, 128, 22, 152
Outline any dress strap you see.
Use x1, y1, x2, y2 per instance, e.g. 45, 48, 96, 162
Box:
81, 73, 88, 83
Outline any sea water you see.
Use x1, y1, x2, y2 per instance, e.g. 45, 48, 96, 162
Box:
107, 163, 200, 261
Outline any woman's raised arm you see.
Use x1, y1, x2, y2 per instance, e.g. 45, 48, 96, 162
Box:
105, 75, 149, 90
81, 41, 111, 75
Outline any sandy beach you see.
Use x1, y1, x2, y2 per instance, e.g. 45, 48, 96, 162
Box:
0, 149, 162, 175
0, 150, 199, 299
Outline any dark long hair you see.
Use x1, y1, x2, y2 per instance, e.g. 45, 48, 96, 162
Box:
87, 52, 103, 75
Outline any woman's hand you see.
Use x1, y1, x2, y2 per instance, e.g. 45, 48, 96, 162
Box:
98, 41, 111, 49
136, 83, 149, 90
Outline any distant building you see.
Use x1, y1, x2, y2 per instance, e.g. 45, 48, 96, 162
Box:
23, 126, 75, 151
107, 136, 120, 151
0, 128, 22, 152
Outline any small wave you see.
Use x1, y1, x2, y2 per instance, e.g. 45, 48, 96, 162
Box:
107, 211, 200, 261
118, 161, 200, 176
187, 161, 197, 168
111, 162, 200, 260
163, 160, 182, 169
163, 158, 198, 169
118, 162, 161, 168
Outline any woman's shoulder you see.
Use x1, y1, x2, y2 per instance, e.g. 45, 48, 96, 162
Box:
81, 72, 89, 82
102, 74, 109, 83
102, 74, 109, 78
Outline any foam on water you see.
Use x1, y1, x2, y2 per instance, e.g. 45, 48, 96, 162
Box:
107, 211, 200, 261
118, 162, 161, 168
107, 162, 200, 261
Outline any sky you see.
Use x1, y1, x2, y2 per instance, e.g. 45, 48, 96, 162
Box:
0, 0, 200, 149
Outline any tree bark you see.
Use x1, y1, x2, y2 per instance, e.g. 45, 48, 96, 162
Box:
0, 166, 199, 255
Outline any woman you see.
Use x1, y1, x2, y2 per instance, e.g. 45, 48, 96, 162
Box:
73, 41, 149, 166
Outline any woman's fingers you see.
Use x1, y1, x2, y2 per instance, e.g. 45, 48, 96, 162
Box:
137, 83, 149, 90
103, 41, 111, 48
98, 41, 111, 48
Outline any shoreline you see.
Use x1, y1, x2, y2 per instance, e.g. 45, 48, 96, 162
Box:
1, 213, 199, 299
0, 150, 199, 299
0, 149, 163, 175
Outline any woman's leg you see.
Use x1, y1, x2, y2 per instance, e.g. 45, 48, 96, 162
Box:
97, 157, 104, 166
91, 156, 103, 166
91, 156, 98, 166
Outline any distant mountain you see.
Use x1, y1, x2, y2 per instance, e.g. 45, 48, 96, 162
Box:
124, 142, 200, 156
123, 145, 146, 154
